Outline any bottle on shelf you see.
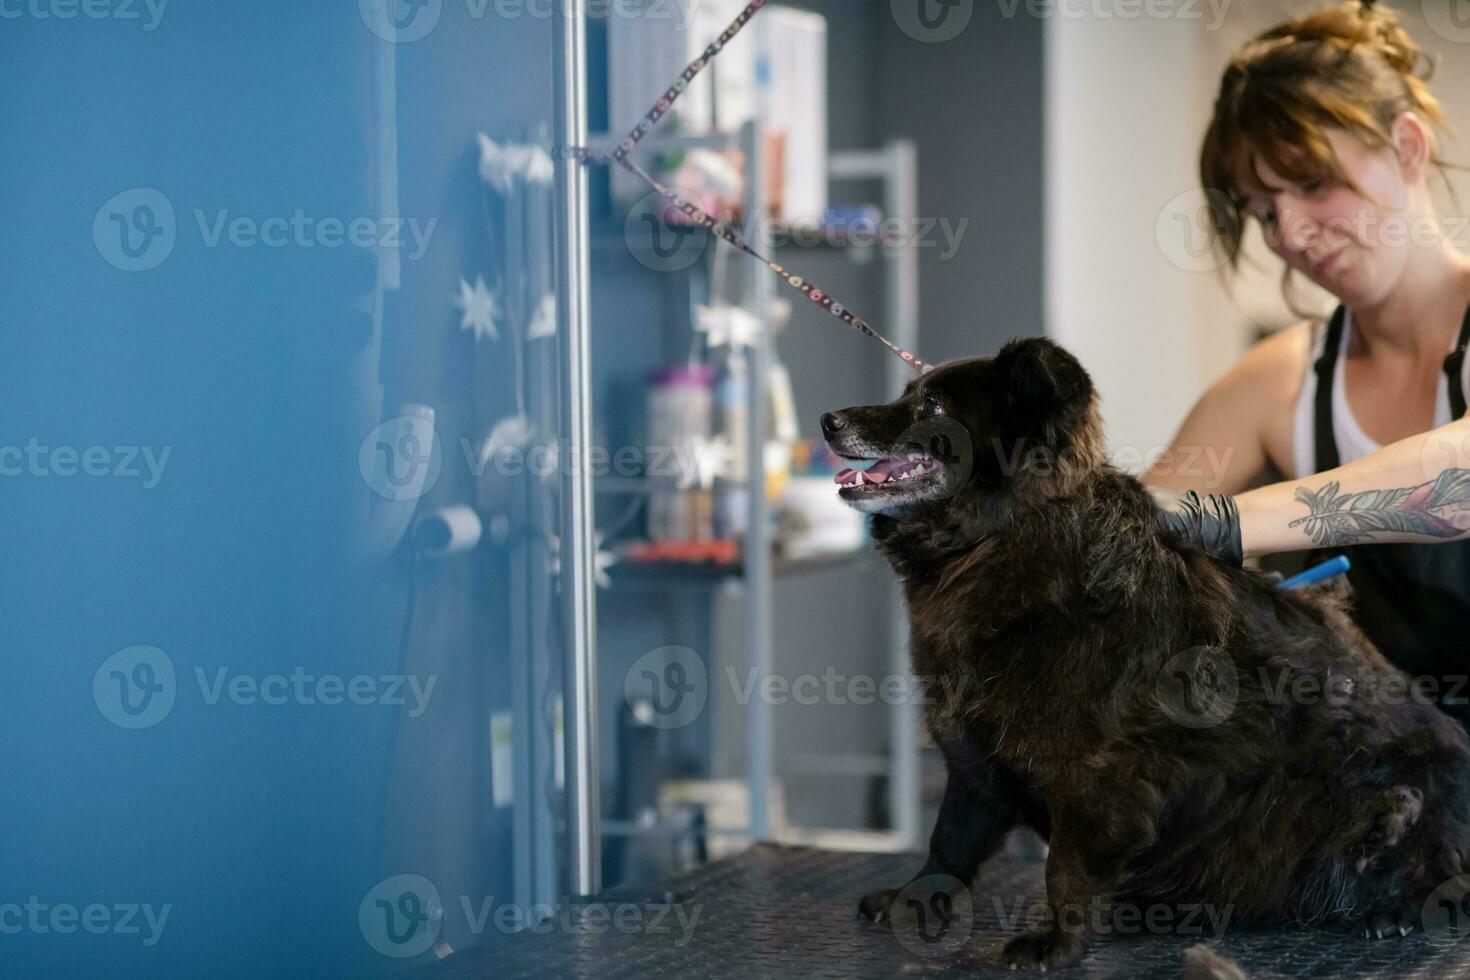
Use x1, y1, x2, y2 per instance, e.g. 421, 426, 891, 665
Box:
645, 363, 714, 543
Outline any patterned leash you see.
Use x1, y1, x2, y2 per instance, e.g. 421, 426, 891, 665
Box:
566, 0, 932, 374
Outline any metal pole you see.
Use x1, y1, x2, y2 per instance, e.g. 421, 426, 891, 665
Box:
552, 0, 599, 897
884, 140, 921, 850
827, 144, 923, 849
741, 119, 773, 842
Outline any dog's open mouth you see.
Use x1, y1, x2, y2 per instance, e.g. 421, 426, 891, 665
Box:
833, 452, 940, 492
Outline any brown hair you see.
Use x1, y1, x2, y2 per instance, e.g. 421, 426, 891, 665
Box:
1199, 0, 1463, 301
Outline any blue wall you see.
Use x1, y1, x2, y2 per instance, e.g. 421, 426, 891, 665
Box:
3, 3, 556, 977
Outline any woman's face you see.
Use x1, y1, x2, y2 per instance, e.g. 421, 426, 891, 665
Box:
1242, 127, 1414, 304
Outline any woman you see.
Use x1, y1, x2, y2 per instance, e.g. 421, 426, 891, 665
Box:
1148, 0, 1470, 726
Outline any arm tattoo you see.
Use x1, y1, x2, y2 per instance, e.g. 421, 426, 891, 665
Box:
1289, 469, 1470, 547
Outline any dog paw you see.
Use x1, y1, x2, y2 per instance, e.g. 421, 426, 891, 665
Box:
1353, 787, 1425, 874
858, 888, 900, 923
1375, 787, 1424, 845
1360, 901, 1419, 939
1001, 929, 1085, 971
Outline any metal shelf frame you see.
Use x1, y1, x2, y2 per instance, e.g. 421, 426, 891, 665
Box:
829, 140, 924, 850
574, 126, 925, 874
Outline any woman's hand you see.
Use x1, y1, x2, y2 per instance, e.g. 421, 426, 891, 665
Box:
1149, 487, 1244, 567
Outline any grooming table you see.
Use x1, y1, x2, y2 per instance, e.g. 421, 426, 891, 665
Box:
418, 844, 1470, 979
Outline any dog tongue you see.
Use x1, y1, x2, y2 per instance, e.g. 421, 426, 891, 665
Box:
865, 458, 905, 481
834, 459, 900, 486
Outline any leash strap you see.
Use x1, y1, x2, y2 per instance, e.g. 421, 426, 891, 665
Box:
567, 0, 932, 374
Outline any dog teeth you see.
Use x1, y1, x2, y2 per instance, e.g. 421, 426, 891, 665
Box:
892, 464, 928, 482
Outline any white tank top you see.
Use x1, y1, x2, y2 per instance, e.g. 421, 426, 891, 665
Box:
1290, 308, 1470, 480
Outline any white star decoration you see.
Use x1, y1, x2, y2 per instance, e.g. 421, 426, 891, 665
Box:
527, 293, 557, 340
548, 531, 619, 590
455, 275, 500, 342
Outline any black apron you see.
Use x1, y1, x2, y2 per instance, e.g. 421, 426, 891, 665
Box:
1312, 303, 1470, 729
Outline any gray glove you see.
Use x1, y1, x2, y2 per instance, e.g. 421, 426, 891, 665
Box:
1149, 487, 1243, 568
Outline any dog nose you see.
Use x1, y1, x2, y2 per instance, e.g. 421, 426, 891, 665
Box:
821, 412, 847, 436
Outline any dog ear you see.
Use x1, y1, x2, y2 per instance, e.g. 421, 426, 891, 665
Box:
997, 337, 1090, 414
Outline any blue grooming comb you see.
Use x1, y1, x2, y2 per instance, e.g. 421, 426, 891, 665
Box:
1276, 555, 1351, 590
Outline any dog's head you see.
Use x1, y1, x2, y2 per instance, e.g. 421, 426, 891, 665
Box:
820, 337, 1102, 516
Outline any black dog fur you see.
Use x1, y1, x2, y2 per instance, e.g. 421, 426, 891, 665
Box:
822, 337, 1470, 970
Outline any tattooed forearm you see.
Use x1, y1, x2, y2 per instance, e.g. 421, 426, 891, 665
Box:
1288, 469, 1470, 547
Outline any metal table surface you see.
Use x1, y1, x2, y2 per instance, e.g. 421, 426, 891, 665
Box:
417, 843, 1470, 979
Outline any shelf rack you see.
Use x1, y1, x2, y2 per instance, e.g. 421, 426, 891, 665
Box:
586, 122, 924, 860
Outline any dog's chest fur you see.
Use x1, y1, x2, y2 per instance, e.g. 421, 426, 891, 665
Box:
866, 473, 1245, 783
872, 493, 1154, 767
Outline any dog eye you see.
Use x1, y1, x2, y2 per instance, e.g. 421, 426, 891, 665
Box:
922, 396, 945, 418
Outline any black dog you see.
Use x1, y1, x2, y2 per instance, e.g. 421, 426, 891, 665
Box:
821, 337, 1470, 970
